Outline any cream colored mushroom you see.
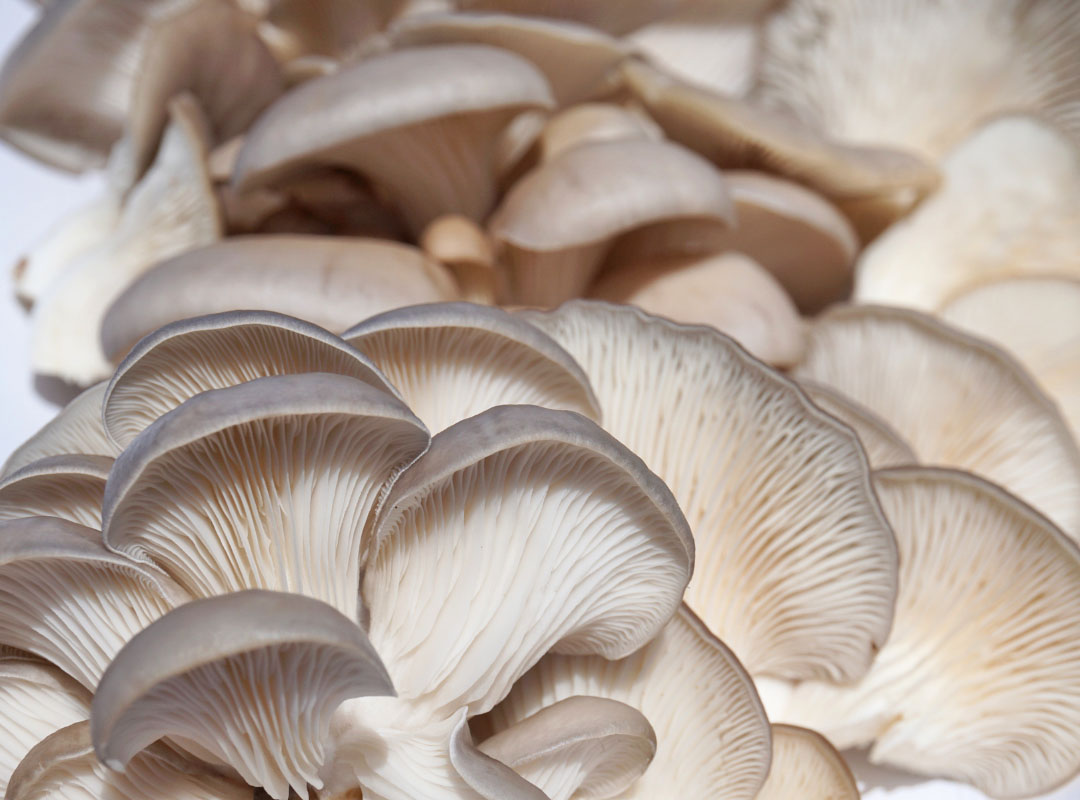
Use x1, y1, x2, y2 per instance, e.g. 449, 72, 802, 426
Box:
755, 725, 859, 800
800, 380, 917, 469
421, 215, 498, 304
537, 103, 663, 163
0, 454, 111, 527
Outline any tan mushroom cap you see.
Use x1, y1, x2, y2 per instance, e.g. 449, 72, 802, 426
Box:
0, 516, 188, 690
478, 696, 655, 800
589, 252, 806, 368
254, 0, 397, 61
770, 468, 1080, 798
100, 236, 459, 364
0, 453, 111, 528
234, 44, 554, 233
342, 302, 600, 432
458, 0, 695, 36
800, 380, 917, 469
484, 604, 772, 800
490, 138, 734, 306
942, 276, 1080, 442
755, 725, 858, 800
9, 721, 253, 800
420, 214, 498, 304
102, 374, 429, 621
0, 658, 92, 797
538, 103, 663, 163
31, 94, 221, 387
103, 311, 396, 449
3, 382, 119, 479
389, 12, 630, 106
92, 590, 394, 800
794, 304, 1080, 539
754, 0, 1080, 159
520, 302, 897, 682
855, 116, 1080, 312
620, 59, 940, 204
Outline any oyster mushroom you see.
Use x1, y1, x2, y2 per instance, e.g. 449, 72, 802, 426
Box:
537, 103, 663, 162
420, 215, 498, 304
799, 380, 917, 469
0, 453, 110, 526
755, 725, 858, 800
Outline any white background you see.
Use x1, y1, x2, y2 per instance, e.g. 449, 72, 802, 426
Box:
0, 2, 1078, 798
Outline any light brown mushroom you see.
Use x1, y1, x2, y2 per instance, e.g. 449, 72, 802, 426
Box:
537, 102, 663, 163
456, 0, 697, 36
420, 215, 498, 304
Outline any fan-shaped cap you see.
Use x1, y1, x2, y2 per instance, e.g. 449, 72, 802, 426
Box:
389, 12, 629, 106
485, 604, 772, 799
100, 236, 460, 363
771, 468, 1080, 798
589, 252, 805, 368
9, 721, 253, 800
234, 44, 554, 233
0, 454, 111, 527
92, 590, 393, 800
342, 303, 600, 432
420, 214, 497, 304
855, 116, 1080, 312
31, 94, 221, 386
755, 725, 858, 800
103, 311, 396, 448
755, 0, 1080, 158
620, 59, 940, 203
794, 304, 1080, 538
519, 301, 897, 681
942, 276, 1080, 442
102, 373, 429, 620
0, 516, 188, 690
538, 103, 663, 163
363, 404, 693, 717
2, 382, 118, 478
477, 696, 655, 800
0, 657, 92, 796
489, 138, 734, 306
450, 711, 553, 800
800, 380, 917, 469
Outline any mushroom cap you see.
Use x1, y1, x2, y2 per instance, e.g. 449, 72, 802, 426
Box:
388, 12, 630, 106
0, 453, 111, 527
478, 696, 656, 800
589, 252, 806, 368
100, 235, 459, 363
102, 373, 429, 620
484, 604, 772, 800
342, 302, 600, 432
457, 0, 696, 36
854, 115, 1080, 312
800, 380, 917, 469
538, 102, 663, 163
941, 276, 1080, 441
2, 382, 119, 479
771, 467, 1080, 798
0, 516, 187, 690
794, 304, 1080, 539
9, 721, 253, 800
449, 710, 553, 800
520, 301, 897, 682
103, 310, 396, 448
91, 590, 394, 800
419, 214, 497, 304
364, 404, 693, 717
755, 725, 858, 800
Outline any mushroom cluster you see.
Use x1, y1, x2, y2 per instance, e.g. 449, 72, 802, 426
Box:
2, 1, 1080, 799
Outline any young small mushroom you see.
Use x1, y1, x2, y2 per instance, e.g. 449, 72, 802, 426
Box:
342, 302, 600, 432
0, 454, 111, 527
794, 304, 1080, 539
537, 103, 663, 163
420, 215, 499, 304
755, 725, 859, 800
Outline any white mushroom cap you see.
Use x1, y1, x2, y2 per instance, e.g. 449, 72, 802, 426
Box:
489, 139, 734, 306
234, 44, 554, 233
942, 276, 1080, 442
755, 0, 1080, 159
477, 696, 655, 800
99, 236, 460, 363
588, 252, 806, 368
31, 94, 221, 387
342, 302, 600, 432
769, 467, 1080, 798
484, 604, 772, 799
0, 453, 111, 527
794, 304, 1080, 538
102, 374, 429, 621
102, 311, 397, 449
0, 657, 92, 797
0, 516, 188, 690
800, 380, 917, 469
91, 590, 394, 800
855, 115, 1080, 312
9, 721, 253, 800
520, 302, 897, 682
3, 382, 119, 479
755, 725, 858, 800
